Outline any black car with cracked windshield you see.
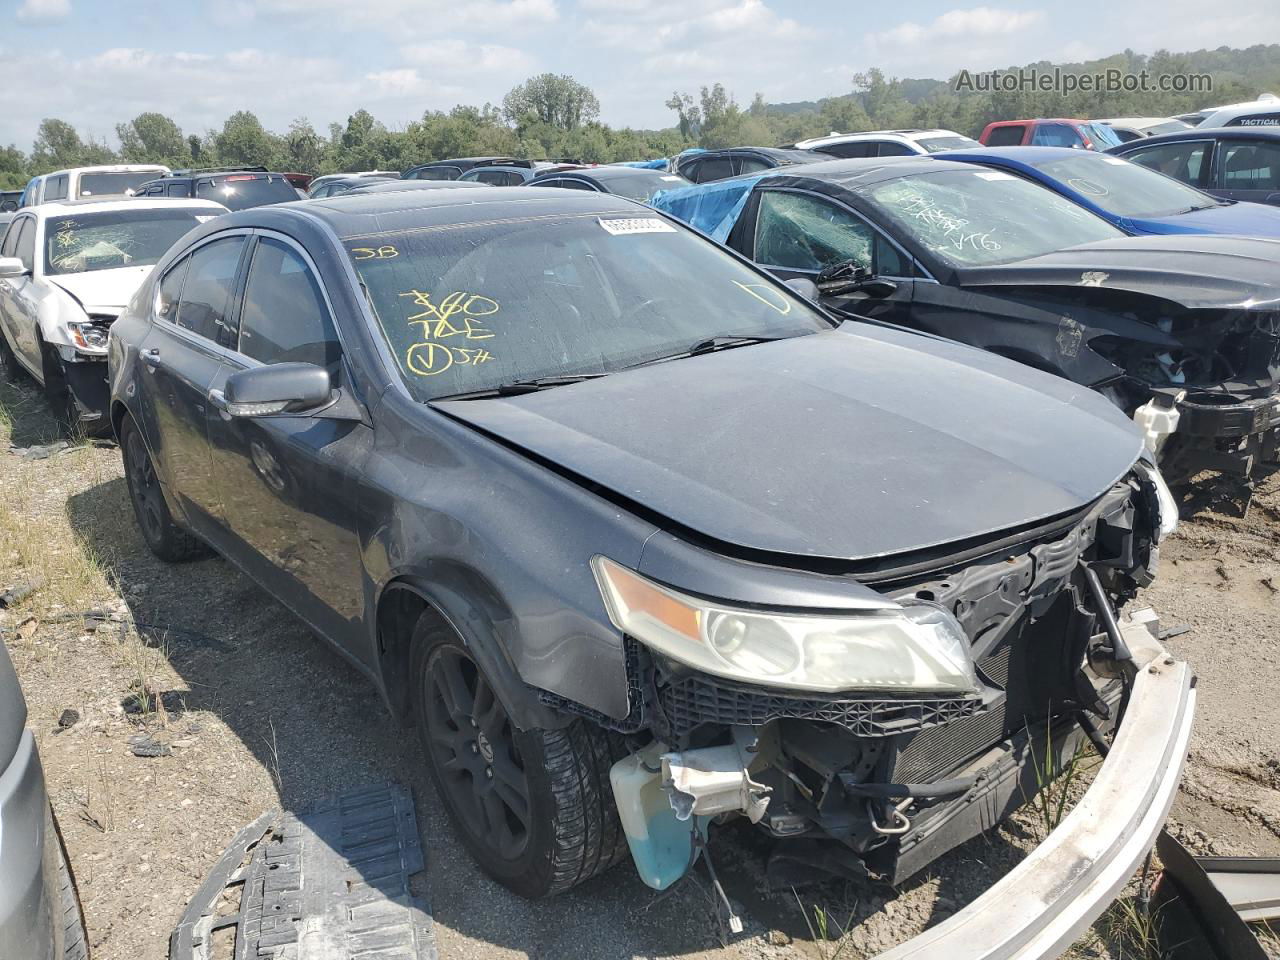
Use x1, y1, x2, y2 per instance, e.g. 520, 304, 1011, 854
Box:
106, 187, 1193, 954
653, 156, 1280, 485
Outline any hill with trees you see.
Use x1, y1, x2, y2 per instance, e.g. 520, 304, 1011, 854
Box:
2, 44, 1278, 190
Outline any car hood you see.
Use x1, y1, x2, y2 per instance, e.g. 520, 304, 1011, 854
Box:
1134, 200, 1280, 237
956, 235, 1280, 310
434, 325, 1144, 562
46, 264, 152, 312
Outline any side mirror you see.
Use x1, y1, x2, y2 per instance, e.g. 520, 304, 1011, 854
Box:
0, 257, 28, 278
214, 362, 332, 418
815, 259, 897, 299
783, 277, 820, 300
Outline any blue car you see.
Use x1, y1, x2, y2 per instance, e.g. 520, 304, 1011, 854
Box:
944, 146, 1280, 236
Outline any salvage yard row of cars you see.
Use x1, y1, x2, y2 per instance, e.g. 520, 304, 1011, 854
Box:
2, 96, 1279, 960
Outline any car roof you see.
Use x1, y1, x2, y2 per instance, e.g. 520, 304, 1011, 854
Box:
947, 145, 1096, 164
798, 129, 966, 147
1099, 117, 1183, 127
1110, 126, 1280, 150
41, 163, 169, 177
746, 154, 957, 187
31, 196, 227, 217
239, 186, 647, 239
537, 165, 665, 181
343, 179, 487, 195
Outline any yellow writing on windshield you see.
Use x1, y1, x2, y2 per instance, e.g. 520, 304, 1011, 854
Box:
406, 342, 494, 377
350, 245, 399, 260
399, 290, 501, 377
733, 281, 792, 315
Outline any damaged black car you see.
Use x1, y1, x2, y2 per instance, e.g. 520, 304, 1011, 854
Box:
651, 157, 1280, 485
106, 187, 1194, 958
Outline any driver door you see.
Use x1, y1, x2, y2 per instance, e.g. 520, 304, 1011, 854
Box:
738, 188, 915, 324
205, 234, 371, 657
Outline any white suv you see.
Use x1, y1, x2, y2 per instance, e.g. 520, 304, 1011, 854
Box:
0, 196, 225, 432
791, 128, 980, 159
19, 164, 170, 207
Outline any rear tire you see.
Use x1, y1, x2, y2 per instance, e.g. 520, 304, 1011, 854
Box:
50, 808, 89, 960
119, 414, 210, 562
411, 612, 629, 898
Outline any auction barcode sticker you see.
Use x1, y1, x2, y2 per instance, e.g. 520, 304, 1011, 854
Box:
598, 217, 677, 235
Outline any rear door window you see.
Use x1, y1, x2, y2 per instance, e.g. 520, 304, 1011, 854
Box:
1031, 123, 1083, 147
736, 156, 772, 175
696, 157, 735, 182
44, 175, 69, 201
985, 125, 1026, 146
237, 237, 340, 370
1125, 141, 1211, 186
176, 236, 246, 345
819, 142, 873, 159
166, 182, 191, 198
1218, 141, 1280, 190
875, 141, 916, 157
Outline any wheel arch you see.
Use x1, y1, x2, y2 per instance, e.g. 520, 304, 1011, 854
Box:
374, 571, 566, 733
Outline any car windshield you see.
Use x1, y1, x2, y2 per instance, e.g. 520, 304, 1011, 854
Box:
1083, 123, 1123, 148
77, 171, 160, 197
861, 169, 1123, 268
346, 213, 832, 401
917, 136, 981, 153
196, 175, 297, 210
43, 208, 213, 276
1029, 154, 1220, 216
603, 171, 690, 201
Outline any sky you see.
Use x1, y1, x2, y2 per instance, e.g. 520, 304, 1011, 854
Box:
0, 0, 1277, 149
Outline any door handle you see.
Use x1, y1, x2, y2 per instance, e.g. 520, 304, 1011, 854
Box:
141, 347, 161, 369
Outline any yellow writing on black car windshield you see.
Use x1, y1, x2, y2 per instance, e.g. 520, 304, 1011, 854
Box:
398, 289, 501, 377
350, 245, 399, 260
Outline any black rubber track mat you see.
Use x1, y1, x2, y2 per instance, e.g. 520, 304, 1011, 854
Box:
169, 782, 437, 960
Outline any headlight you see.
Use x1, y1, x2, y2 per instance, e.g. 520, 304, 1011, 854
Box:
1136, 460, 1179, 542
68, 321, 109, 351
591, 556, 978, 694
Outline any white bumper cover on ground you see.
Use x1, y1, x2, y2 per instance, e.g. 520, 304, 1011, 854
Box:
875, 631, 1195, 960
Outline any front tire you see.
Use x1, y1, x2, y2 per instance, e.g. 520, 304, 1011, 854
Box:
411, 613, 628, 898
40, 344, 82, 437
119, 414, 209, 562
0, 330, 20, 383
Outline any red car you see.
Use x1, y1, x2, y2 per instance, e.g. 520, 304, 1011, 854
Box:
979, 118, 1124, 150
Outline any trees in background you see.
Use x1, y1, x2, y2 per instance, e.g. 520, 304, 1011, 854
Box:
1, 44, 1278, 190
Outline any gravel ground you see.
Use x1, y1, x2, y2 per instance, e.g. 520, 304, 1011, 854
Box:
1, 375, 1277, 960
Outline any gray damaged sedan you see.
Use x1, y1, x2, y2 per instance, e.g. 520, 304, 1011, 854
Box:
105, 187, 1194, 957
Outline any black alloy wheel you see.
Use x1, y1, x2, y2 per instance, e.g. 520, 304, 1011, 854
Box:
423, 645, 532, 861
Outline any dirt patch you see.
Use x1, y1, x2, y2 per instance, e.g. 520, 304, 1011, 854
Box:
1, 375, 1277, 960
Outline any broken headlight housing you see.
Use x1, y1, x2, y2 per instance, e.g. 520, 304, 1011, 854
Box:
592, 557, 978, 694
68, 320, 109, 352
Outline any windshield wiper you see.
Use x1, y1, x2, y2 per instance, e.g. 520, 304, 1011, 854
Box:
630, 334, 790, 369
434, 373, 609, 401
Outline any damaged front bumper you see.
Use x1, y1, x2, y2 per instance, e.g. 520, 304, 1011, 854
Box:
872, 628, 1194, 960
613, 618, 1195, 960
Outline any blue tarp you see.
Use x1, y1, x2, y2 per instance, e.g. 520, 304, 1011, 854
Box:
618, 148, 707, 172
649, 174, 768, 243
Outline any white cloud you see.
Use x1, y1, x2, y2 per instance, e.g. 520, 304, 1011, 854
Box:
401, 39, 534, 74
248, 0, 557, 30
17, 0, 70, 22
865, 6, 1048, 75
0, 44, 536, 147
